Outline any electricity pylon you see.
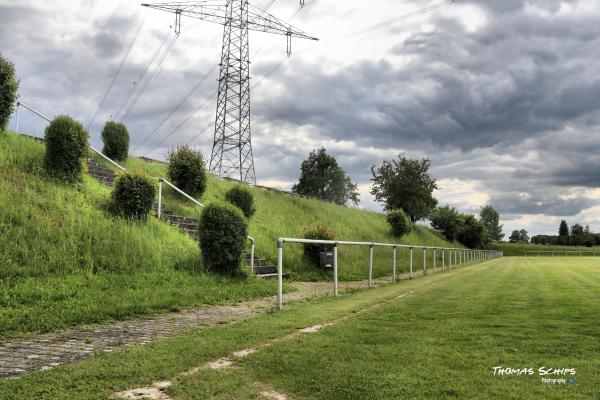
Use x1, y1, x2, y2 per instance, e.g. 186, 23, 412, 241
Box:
142, 1, 318, 184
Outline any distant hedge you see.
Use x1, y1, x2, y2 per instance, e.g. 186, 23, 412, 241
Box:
101, 121, 129, 162
44, 115, 89, 182
198, 201, 248, 276
225, 186, 256, 218
111, 173, 156, 220
167, 145, 207, 198
0, 52, 19, 133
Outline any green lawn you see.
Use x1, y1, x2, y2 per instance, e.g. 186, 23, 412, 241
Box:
2, 257, 598, 399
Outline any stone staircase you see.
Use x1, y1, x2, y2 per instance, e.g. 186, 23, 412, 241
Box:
86, 159, 116, 187
156, 204, 277, 278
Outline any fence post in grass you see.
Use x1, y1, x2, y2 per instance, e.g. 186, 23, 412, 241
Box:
157, 179, 163, 218
15, 102, 20, 133
410, 247, 414, 279
368, 245, 373, 288
433, 249, 437, 273
442, 250, 445, 271
460, 251, 462, 267
423, 248, 427, 274
392, 246, 397, 284
333, 243, 339, 297
277, 239, 283, 310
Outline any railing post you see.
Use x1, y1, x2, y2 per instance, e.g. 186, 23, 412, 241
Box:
423, 248, 427, 274
460, 251, 463, 267
368, 245, 373, 288
392, 246, 397, 284
157, 179, 163, 218
442, 250, 445, 271
15, 102, 20, 133
333, 244, 339, 296
277, 239, 283, 310
433, 248, 437, 273
250, 238, 255, 275
409, 247, 413, 279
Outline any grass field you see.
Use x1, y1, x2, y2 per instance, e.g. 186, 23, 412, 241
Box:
2, 257, 598, 399
491, 242, 600, 256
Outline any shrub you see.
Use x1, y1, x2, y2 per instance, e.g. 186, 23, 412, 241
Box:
0, 52, 19, 133
44, 115, 89, 181
198, 201, 248, 276
386, 209, 412, 238
111, 173, 156, 220
225, 186, 256, 218
101, 121, 130, 162
167, 145, 207, 199
302, 224, 335, 266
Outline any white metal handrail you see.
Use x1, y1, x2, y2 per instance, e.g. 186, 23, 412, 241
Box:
275, 237, 503, 309
525, 251, 599, 256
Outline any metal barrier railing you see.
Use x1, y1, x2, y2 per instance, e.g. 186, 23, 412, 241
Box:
275, 238, 503, 309
525, 251, 599, 256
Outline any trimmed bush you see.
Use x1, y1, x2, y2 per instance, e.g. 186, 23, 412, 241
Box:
225, 186, 256, 218
111, 173, 156, 220
0, 52, 19, 133
101, 121, 130, 162
167, 145, 207, 198
198, 201, 248, 276
302, 224, 335, 266
44, 115, 89, 181
386, 209, 412, 238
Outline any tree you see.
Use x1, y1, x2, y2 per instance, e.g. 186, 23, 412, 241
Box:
371, 156, 438, 222
480, 205, 504, 242
292, 147, 360, 206
570, 224, 584, 236
101, 121, 130, 162
167, 145, 207, 198
509, 229, 529, 243
429, 205, 461, 241
558, 220, 569, 237
456, 215, 486, 249
0, 52, 19, 133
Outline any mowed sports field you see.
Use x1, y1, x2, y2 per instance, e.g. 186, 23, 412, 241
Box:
1, 257, 598, 399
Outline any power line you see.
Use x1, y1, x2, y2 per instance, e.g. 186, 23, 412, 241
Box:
137, 64, 217, 148
113, 30, 173, 120
87, 19, 145, 131
121, 33, 180, 121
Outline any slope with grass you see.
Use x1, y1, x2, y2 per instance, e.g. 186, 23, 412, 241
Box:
2, 258, 598, 399
120, 142, 462, 281
0, 132, 278, 339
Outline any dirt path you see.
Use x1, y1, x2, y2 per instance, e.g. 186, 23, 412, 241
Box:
0, 273, 419, 379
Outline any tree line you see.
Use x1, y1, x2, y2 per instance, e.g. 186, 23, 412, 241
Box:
291, 148, 504, 249
529, 220, 600, 247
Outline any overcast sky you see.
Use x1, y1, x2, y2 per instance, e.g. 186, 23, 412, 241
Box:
2, 0, 600, 236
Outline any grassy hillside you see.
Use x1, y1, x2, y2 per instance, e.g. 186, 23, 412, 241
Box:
491, 242, 600, 256
118, 145, 462, 281
0, 132, 278, 339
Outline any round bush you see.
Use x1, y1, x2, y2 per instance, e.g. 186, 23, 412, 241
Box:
0, 53, 19, 133
167, 145, 207, 198
225, 186, 256, 218
44, 115, 89, 181
111, 173, 156, 220
199, 201, 248, 276
386, 209, 412, 238
101, 121, 130, 162
302, 224, 335, 266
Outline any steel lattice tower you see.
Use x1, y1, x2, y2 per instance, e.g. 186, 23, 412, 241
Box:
143, 1, 318, 184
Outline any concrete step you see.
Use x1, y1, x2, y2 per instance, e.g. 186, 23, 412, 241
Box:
86, 159, 116, 187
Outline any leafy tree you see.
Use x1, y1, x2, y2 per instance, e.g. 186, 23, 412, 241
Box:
0, 52, 19, 133
371, 156, 438, 222
480, 205, 504, 242
225, 186, 256, 218
558, 220, 569, 237
429, 205, 461, 241
292, 147, 359, 206
44, 115, 89, 182
570, 224, 584, 236
456, 214, 486, 249
519, 229, 530, 243
386, 209, 412, 238
101, 121, 130, 162
508, 230, 521, 243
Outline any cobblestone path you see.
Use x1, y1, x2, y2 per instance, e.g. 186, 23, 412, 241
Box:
0, 274, 416, 379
